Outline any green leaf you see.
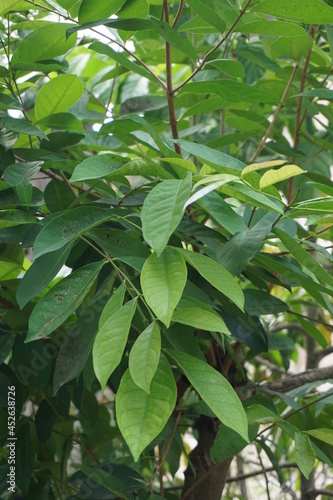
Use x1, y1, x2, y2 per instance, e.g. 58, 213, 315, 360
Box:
244, 290, 288, 315
182, 81, 279, 104
274, 228, 333, 288
219, 182, 284, 214
79, 465, 133, 500
141, 249, 187, 327
99, 283, 126, 329
242, 160, 287, 177
35, 113, 84, 131
206, 59, 245, 78
93, 299, 137, 391
184, 0, 226, 32
172, 307, 230, 335
199, 191, 247, 235
173, 139, 245, 175
271, 35, 313, 60
252, 0, 333, 24
245, 404, 282, 425
239, 20, 306, 36
33, 206, 114, 258
116, 355, 177, 461
35, 75, 84, 121
150, 18, 197, 61
90, 41, 158, 85
70, 154, 130, 182
0, 0, 27, 15
26, 261, 105, 342
168, 350, 248, 441
211, 422, 250, 462
11, 24, 77, 67
78, 0, 127, 23
178, 249, 244, 311
129, 322, 161, 393
141, 174, 192, 256
17, 243, 72, 309
306, 428, 333, 446
53, 294, 108, 395
298, 318, 328, 349
216, 227, 269, 276
0, 209, 36, 228
4, 162, 42, 186
0, 117, 47, 140
295, 432, 316, 479
297, 89, 333, 99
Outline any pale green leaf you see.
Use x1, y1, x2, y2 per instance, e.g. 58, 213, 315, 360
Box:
252, 0, 333, 24
93, 299, 137, 391
182, 81, 279, 104
78, 0, 127, 23
295, 432, 316, 479
129, 323, 161, 393
306, 428, 333, 446
172, 308, 230, 335
116, 355, 177, 461
178, 249, 244, 310
0, 0, 27, 15
206, 59, 245, 78
99, 283, 126, 329
70, 154, 130, 182
239, 20, 306, 36
168, 350, 248, 441
141, 249, 187, 327
35, 75, 84, 121
11, 24, 77, 67
242, 160, 286, 177
26, 261, 105, 342
271, 35, 313, 60
141, 173, 192, 256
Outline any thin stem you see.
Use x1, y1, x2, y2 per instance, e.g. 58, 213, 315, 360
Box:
226, 462, 298, 483
164, 0, 181, 154
287, 310, 333, 330
251, 61, 301, 162
271, 188, 301, 228
171, 0, 253, 95
288, 26, 316, 203
172, 0, 184, 29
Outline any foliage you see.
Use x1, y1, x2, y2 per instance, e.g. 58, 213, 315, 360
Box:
0, 0, 333, 498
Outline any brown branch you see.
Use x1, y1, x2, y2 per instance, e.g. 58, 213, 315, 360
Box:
315, 345, 333, 361
262, 365, 333, 394
171, 0, 253, 95
226, 462, 298, 483
172, 0, 184, 28
306, 490, 333, 498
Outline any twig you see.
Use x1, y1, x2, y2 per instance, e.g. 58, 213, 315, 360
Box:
306, 490, 333, 498
287, 310, 333, 330
171, 0, 253, 94
226, 462, 298, 483
172, 0, 184, 29
251, 61, 301, 162
262, 365, 333, 393
271, 188, 301, 228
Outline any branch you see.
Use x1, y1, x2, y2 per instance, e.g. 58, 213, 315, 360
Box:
306, 490, 333, 498
315, 345, 333, 361
171, 0, 253, 94
225, 462, 298, 483
262, 365, 333, 394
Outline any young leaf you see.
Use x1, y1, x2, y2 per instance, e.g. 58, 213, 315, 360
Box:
93, 298, 137, 391
17, 243, 72, 309
26, 261, 105, 342
35, 74, 84, 121
260, 165, 305, 189
150, 18, 197, 61
295, 432, 316, 479
242, 160, 287, 177
129, 322, 161, 393
274, 228, 333, 288
168, 350, 248, 441
141, 173, 192, 256
178, 249, 244, 311
141, 249, 187, 327
33, 206, 114, 258
116, 355, 177, 461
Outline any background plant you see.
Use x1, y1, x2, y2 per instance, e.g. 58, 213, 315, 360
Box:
0, 0, 333, 498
